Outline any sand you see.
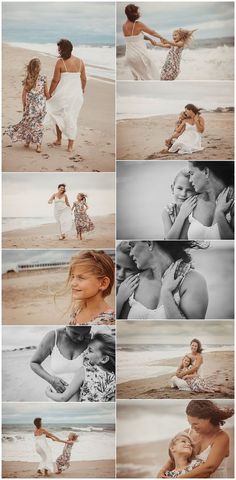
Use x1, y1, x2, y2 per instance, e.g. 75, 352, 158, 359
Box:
2, 460, 115, 478
2, 267, 115, 325
117, 428, 234, 478
117, 112, 234, 160
2, 214, 115, 248
117, 351, 234, 399
2, 44, 115, 172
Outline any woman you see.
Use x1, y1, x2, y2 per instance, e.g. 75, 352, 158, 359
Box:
46, 38, 86, 152
168, 104, 205, 155
48, 183, 72, 240
170, 339, 204, 391
34, 417, 70, 477
123, 4, 167, 80
30, 326, 91, 401
116, 241, 140, 318
188, 161, 234, 240
158, 400, 234, 478
118, 241, 208, 320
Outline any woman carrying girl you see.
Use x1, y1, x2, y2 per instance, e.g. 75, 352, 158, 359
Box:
72, 193, 95, 240
164, 433, 203, 477
4, 58, 49, 153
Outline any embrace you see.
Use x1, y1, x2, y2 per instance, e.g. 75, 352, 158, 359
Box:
4, 39, 86, 153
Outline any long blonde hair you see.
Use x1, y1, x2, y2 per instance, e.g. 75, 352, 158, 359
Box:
24, 58, 41, 92
174, 28, 196, 45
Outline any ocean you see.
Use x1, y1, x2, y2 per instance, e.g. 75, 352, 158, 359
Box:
2, 423, 115, 462
2, 217, 53, 233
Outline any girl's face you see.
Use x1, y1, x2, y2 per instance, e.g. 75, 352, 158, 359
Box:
187, 416, 211, 434
188, 164, 209, 193
183, 356, 191, 367
70, 265, 104, 300
83, 340, 106, 365
129, 241, 153, 270
172, 175, 195, 204
173, 31, 181, 42
116, 250, 137, 287
171, 436, 193, 457
191, 341, 199, 354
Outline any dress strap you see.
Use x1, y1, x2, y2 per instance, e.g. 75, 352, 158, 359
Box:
131, 19, 137, 36
62, 58, 68, 72
54, 330, 58, 346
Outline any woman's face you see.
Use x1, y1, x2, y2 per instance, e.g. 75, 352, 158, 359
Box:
83, 340, 105, 365
70, 265, 103, 300
65, 326, 91, 343
191, 341, 199, 354
172, 175, 195, 205
185, 108, 194, 118
187, 415, 211, 434
129, 241, 153, 270
116, 250, 137, 287
188, 163, 209, 193
58, 185, 65, 194
171, 436, 193, 457
183, 356, 191, 367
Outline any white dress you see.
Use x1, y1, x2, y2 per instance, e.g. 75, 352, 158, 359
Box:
53, 197, 72, 235
125, 21, 159, 80
169, 123, 203, 154
188, 214, 220, 239
45, 60, 83, 140
197, 445, 228, 478
35, 434, 54, 473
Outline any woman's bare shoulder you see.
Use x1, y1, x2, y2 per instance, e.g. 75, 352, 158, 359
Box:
182, 269, 207, 292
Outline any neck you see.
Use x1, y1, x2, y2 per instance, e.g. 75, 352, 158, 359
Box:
174, 455, 190, 470
82, 294, 109, 313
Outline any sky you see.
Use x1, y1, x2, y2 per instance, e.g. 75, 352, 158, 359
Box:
117, 81, 234, 117
117, 320, 234, 345
3, 402, 115, 425
2, 2, 115, 44
117, 1, 234, 43
3, 173, 115, 217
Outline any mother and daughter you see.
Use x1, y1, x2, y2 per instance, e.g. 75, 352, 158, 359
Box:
123, 3, 196, 81
4, 38, 86, 153
162, 161, 234, 240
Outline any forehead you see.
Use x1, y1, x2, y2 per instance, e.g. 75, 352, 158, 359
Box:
174, 175, 192, 186
117, 250, 133, 268
89, 339, 102, 349
71, 264, 94, 275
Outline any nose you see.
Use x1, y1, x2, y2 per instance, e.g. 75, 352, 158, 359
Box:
117, 267, 126, 280
71, 278, 78, 287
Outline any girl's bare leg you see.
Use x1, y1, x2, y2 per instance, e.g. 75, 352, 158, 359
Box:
67, 139, 74, 152
54, 125, 62, 146
36, 144, 42, 153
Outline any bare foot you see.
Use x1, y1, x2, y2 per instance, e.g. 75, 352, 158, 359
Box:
59, 234, 66, 240
24, 143, 30, 148
53, 140, 61, 146
36, 145, 41, 153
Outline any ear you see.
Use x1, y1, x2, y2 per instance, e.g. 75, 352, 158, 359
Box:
204, 167, 210, 179
101, 355, 109, 365
147, 241, 154, 251
99, 276, 110, 292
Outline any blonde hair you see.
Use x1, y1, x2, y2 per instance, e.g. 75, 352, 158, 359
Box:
180, 355, 192, 369
68, 432, 79, 441
24, 58, 41, 92
174, 28, 196, 45
77, 192, 87, 202
168, 434, 195, 465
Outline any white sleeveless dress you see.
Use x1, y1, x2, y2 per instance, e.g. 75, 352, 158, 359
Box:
45, 60, 84, 140
125, 21, 159, 80
127, 261, 191, 319
188, 214, 220, 239
35, 434, 54, 473
197, 445, 228, 477
53, 197, 72, 235
169, 123, 203, 154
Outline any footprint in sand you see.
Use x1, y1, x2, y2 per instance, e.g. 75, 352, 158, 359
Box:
6, 145, 12, 148
67, 165, 75, 169
92, 169, 100, 172
56, 168, 63, 171
42, 154, 50, 159
41, 167, 48, 171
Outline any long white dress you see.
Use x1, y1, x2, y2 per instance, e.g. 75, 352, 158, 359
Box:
169, 123, 203, 154
45, 61, 83, 140
53, 197, 72, 235
188, 214, 220, 239
35, 434, 54, 473
125, 21, 159, 80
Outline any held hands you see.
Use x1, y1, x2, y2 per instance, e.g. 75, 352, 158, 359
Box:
179, 196, 198, 219
161, 261, 184, 294
117, 274, 140, 303
51, 376, 68, 393
215, 188, 234, 215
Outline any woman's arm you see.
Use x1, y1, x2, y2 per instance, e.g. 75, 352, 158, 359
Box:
48, 193, 55, 204
138, 22, 167, 41
194, 115, 205, 133
80, 61, 87, 93
177, 355, 202, 379
117, 275, 140, 318
177, 432, 229, 478
30, 330, 68, 393
45, 367, 85, 402
65, 194, 71, 208
44, 80, 50, 99
22, 87, 27, 110
42, 428, 68, 444
49, 60, 62, 96
213, 189, 234, 239
160, 264, 189, 319
179, 271, 208, 319
162, 197, 197, 240
157, 459, 173, 478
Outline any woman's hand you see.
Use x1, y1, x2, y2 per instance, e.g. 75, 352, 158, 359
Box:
117, 274, 139, 303
179, 196, 198, 219
50, 376, 68, 393
161, 261, 184, 294
215, 188, 234, 215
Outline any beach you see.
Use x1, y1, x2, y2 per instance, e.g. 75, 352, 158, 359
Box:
2, 214, 115, 248
2, 44, 115, 172
117, 428, 234, 478
117, 112, 234, 160
117, 351, 234, 399
2, 460, 115, 478
2, 267, 115, 325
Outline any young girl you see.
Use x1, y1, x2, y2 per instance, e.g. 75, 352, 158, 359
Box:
116, 241, 140, 319
165, 111, 188, 149
67, 250, 115, 325
155, 28, 196, 81
71, 193, 95, 240
45, 333, 115, 402
171, 354, 220, 394
162, 169, 197, 239
4, 58, 49, 153
163, 433, 203, 477
56, 432, 78, 474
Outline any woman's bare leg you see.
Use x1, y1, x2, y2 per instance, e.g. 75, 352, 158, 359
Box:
67, 139, 74, 152
54, 125, 62, 146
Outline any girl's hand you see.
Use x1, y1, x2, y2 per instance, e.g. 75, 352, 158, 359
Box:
161, 261, 184, 294
215, 188, 234, 215
179, 196, 198, 219
117, 274, 140, 303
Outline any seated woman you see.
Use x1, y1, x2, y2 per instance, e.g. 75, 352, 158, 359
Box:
164, 433, 203, 477
168, 104, 205, 155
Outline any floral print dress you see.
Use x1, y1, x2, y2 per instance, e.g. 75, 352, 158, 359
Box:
72, 200, 95, 234
79, 360, 115, 402
160, 47, 184, 81
165, 458, 204, 477
4, 74, 47, 145
56, 443, 74, 472
69, 309, 115, 326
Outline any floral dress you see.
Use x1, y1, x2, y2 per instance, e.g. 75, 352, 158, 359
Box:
165, 458, 204, 477
160, 47, 184, 81
4, 74, 47, 145
80, 360, 115, 402
72, 200, 95, 234
69, 309, 115, 326
56, 443, 74, 472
